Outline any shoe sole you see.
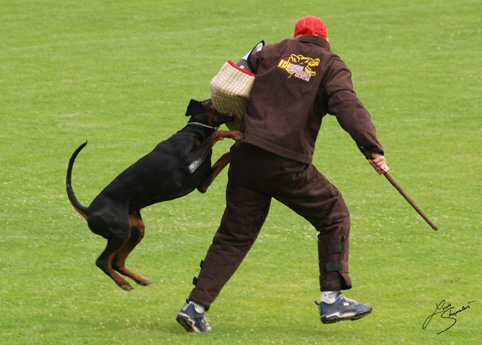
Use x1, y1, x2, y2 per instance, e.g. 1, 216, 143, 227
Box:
321, 310, 372, 324
176, 313, 200, 332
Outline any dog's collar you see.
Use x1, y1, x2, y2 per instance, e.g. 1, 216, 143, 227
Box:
187, 122, 219, 131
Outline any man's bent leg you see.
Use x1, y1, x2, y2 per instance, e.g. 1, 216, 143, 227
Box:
269, 163, 352, 291
189, 176, 271, 308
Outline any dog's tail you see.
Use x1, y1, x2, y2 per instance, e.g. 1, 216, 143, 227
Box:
66, 141, 89, 219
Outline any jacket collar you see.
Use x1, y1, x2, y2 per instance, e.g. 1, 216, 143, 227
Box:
296, 35, 331, 49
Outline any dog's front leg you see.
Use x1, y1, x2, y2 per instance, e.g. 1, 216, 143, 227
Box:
198, 152, 231, 193
186, 130, 242, 173
213, 130, 243, 143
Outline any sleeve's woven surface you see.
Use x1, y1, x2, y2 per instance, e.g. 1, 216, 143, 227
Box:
210, 60, 255, 130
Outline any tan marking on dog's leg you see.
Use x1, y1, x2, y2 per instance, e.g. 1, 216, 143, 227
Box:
112, 213, 151, 286
198, 152, 231, 193
97, 250, 134, 291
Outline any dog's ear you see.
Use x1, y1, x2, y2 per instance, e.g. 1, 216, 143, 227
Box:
185, 99, 205, 116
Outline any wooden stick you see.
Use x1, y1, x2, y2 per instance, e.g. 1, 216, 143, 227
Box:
359, 146, 438, 231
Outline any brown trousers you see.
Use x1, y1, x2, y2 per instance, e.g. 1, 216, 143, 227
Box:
189, 143, 352, 308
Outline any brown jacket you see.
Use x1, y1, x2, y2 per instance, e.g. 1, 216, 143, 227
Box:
243, 35, 383, 164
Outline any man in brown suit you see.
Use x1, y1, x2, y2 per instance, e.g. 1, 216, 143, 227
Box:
177, 15, 389, 332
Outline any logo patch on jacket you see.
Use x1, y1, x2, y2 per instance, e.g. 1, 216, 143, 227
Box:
278, 54, 320, 81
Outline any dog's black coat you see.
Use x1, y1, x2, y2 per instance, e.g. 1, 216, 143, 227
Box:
66, 99, 240, 290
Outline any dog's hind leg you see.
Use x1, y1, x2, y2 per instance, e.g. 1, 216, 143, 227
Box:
88, 212, 135, 291
96, 236, 134, 291
112, 211, 152, 287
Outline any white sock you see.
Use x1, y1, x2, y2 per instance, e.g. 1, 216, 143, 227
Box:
321, 291, 340, 304
191, 301, 205, 313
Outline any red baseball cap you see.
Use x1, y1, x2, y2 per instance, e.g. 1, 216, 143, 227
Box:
293, 16, 328, 39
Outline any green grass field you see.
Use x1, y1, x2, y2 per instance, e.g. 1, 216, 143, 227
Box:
1, 0, 480, 344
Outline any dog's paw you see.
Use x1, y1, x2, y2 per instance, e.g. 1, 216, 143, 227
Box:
138, 278, 152, 287
121, 283, 134, 291
231, 130, 243, 141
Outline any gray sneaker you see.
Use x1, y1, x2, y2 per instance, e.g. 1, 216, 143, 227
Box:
176, 300, 212, 332
317, 293, 372, 324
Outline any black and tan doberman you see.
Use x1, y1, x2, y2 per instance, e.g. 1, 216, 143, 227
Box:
66, 99, 241, 291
